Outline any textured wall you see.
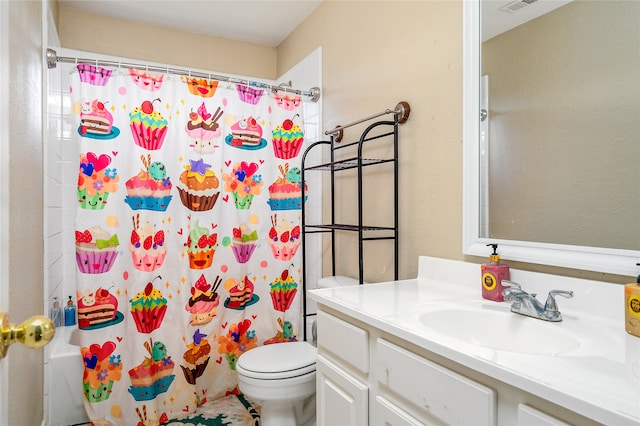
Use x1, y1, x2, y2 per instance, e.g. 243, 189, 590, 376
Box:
278, 1, 463, 281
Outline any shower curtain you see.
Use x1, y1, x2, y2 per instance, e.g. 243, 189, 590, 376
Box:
72, 64, 307, 424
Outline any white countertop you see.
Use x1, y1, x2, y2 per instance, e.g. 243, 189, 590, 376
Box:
310, 256, 640, 425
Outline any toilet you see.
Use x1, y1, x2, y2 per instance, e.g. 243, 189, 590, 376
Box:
236, 276, 362, 426
236, 341, 317, 426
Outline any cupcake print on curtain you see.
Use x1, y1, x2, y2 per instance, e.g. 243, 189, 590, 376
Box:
72, 64, 308, 424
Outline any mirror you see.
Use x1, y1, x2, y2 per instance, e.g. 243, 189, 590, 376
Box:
463, 0, 640, 276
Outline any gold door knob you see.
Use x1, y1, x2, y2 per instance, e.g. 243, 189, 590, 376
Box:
0, 311, 55, 359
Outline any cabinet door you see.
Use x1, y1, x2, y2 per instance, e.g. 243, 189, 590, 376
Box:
317, 354, 368, 426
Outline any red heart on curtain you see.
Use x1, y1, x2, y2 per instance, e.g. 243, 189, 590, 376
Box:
89, 341, 116, 361
238, 319, 251, 335
240, 161, 258, 177
86, 152, 111, 172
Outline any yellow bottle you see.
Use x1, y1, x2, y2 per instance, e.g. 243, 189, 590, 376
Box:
624, 264, 640, 338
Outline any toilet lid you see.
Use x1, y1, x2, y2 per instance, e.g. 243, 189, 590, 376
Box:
237, 342, 316, 379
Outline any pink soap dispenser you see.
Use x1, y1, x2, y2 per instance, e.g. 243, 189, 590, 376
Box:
481, 243, 510, 302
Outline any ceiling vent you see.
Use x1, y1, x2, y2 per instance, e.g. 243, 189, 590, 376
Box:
499, 0, 538, 13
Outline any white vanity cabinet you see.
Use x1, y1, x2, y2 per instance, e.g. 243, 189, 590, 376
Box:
315, 306, 601, 426
316, 309, 496, 425
311, 257, 639, 425
316, 310, 370, 425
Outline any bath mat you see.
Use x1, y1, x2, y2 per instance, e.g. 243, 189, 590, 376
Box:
162, 394, 260, 425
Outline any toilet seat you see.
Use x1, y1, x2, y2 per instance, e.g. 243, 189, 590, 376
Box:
237, 342, 316, 380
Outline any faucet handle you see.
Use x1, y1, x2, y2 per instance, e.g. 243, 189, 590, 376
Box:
545, 290, 574, 312
502, 280, 521, 289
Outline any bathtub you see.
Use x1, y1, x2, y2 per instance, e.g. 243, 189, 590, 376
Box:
46, 326, 89, 426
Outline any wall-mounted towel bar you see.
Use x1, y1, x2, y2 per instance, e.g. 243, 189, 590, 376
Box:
325, 101, 410, 141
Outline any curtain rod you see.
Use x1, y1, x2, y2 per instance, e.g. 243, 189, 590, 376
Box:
46, 48, 321, 103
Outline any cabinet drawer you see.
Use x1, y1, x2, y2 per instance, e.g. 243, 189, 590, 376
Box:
375, 395, 437, 426
376, 338, 496, 425
518, 404, 570, 426
317, 310, 369, 375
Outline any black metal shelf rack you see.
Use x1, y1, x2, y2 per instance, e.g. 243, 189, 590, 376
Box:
299, 102, 410, 341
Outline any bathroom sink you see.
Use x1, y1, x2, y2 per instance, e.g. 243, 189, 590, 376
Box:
409, 306, 581, 354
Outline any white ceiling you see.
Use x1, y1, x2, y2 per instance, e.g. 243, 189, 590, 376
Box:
59, 0, 323, 47
482, 0, 572, 41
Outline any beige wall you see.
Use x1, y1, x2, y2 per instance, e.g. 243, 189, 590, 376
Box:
278, 1, 464, 281
7, 1, 45, 424
58, 4, 277, 79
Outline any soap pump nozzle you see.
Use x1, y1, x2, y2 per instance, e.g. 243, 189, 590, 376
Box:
486, 243, 500, 263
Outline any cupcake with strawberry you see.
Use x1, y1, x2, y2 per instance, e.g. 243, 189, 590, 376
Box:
185, 220, 217, 270
268, 214, 301, 261
130, 214, 166, 272
75, 226, 119, 274
129, 276, 168, 334
270, 267, 298, 312
185, 274, 222, 325
231, 223, 258, 263
129, 98, 168, 150
272, 114, 304, 159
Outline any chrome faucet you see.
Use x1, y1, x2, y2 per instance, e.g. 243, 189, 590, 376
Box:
501, 281, 574, 322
